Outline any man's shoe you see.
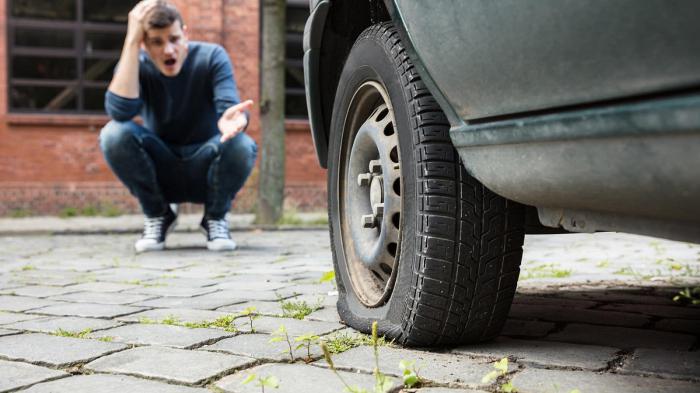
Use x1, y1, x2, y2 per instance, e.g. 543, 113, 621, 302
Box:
201, 217, 236, 251
135, 207, 178, 252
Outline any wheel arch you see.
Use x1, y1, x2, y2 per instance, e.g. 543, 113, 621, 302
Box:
305, 0, 394, 168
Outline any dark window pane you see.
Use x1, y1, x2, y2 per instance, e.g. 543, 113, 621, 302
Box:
285, 67, 304, 89
15, 28, 74, 49
12, 56, 76, 80
84, 0, 140, 23
85, 31, 126, 53
11, 0, 76, 21
285, 94, 308, 119
84, 87, 107, 111
286, 6, 308, 34
285, 35, 303, 60
84, 58, 117, 81
11, 85, 77, 110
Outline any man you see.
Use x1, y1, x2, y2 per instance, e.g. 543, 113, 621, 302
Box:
100, 0, 256, 252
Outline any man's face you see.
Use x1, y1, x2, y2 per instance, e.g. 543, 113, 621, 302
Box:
143, 21, 188, 77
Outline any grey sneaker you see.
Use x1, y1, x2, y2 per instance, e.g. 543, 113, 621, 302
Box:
200, 217, 236, 251
135, 207, 178, 253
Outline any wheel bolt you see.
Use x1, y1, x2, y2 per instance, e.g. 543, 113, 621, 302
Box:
369, 160, 382, 175
362, 214, 376, 228
357, 173, 372, 187
373, 203, 385, 217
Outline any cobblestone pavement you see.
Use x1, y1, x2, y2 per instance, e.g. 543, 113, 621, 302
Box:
1, 229, 699, 392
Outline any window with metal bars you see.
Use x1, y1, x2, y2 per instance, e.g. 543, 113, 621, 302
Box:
285, 2, 308, 119
7, 0, 139, 114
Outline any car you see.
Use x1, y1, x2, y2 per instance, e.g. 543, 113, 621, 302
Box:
302, 0, 700, 346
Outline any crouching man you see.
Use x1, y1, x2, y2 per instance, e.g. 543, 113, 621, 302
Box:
100, 0, 256, 252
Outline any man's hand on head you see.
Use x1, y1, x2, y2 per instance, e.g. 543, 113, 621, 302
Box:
126, 0, 160, 45
218, 100, 254, 143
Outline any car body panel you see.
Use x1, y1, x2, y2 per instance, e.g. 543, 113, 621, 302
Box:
393, 0, 700, 122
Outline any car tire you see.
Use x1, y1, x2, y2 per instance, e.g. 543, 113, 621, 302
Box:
327, 22, 526, 346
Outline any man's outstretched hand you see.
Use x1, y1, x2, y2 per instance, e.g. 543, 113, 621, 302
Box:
218, 100, 254, 143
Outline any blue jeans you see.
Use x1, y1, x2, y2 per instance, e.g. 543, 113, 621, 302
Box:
99, 120, 257, 219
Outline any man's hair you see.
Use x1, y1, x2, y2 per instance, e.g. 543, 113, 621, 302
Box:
147, 1, 184, 29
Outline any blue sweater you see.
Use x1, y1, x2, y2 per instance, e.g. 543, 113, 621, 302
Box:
105, 42, 242, 145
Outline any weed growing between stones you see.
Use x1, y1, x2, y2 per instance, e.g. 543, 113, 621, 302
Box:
241, 373, 279, 393
320, 321, 396, 393
269, 324, 295, 361
294, 332, 320, 362
279, 298, 321, 319
52, 328, 92, 339
123, 279, 167, 287
398, 359, 421, 388
238, 306, 260, 332
139, 311, 256, 333
481, 357, 515, 392
322, 331, 392, 354
673, 287, 700, 305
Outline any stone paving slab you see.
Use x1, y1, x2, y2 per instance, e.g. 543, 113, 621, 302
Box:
92, 268, 164, 282
91, 323, 235, 349
0, 312, 44, 325
201, 333, 323, 362
134, 293, 247, 310
501, 319, 556, 338
49, 291, 155, 305
62, 282, 140, 292
211, 281, 290, 291
0, 327, 20, 336
0, 359, 68, 392
19, 374, 209, 393
292, 293, 338, 308
8, 273, 86, 287
85, 345, 256, 385
621, 348, 700, 380
217, 300, 286, 315
599, 303, 700, 319
214, 363, 384, 393
0, 333, 127, 367
0, 296, 63, 312
315, 346, 493, 388
117, 307, 229, 324
250, 316, 344, 336
305, 306, 341, 323
511, 367, 699, 393
30, 302, 147, 319
546, 323, 696, 350
2, 316, 121, 334
123, 285, 219, 297
1, 285, 81, 298
141, 277, 221, 288
508, 303, 650, 327
200, 289, 285, 302
453, 337, 619, 370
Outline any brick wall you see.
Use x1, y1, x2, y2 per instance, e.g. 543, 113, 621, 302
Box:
0, 0, 327, 216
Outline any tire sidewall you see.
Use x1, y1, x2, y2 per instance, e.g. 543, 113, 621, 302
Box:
328, 27, 417, 336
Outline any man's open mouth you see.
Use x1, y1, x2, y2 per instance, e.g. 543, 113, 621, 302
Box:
164, 59, 176, 66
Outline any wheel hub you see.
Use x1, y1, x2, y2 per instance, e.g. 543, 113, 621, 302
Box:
339, 81, 402, 307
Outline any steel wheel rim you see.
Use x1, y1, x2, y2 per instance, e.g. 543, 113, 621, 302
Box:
339, 81, 402, 307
